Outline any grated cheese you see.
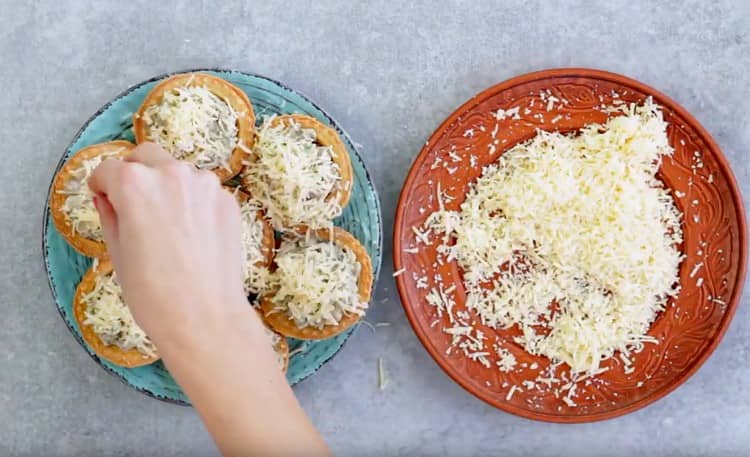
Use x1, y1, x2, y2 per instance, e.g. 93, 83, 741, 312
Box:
267, 236, 365, 328
82, 272, 156, 356
424, 98, 683, 375
239, 201, 270, 294
143, 86, 239, 170
58, 149, 123, 240
244, 117, 342, 230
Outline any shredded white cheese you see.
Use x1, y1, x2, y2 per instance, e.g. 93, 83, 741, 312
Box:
268, 236, 366, 328
143, 86, 239, 170
239, 201, 270, 294
245, 117, 342, 230
424, 99, 683, 375
58, 149, 123, 240
82, 272, 156, 356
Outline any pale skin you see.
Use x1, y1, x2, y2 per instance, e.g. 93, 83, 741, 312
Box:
89, 142, 331, 457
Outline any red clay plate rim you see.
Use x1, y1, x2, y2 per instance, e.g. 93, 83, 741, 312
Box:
393, 67, 748, 423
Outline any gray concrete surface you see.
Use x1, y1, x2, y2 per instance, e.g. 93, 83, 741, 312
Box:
1, 0, 749, 455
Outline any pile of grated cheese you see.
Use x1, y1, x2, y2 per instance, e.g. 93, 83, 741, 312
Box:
244, 117, 342, 230
239, 200, 270, 294
267, 236, 365, 328
142, 86, 240, 170
58, 149, 123, 240
424, 98, 683, 375
82, 271, 157, 357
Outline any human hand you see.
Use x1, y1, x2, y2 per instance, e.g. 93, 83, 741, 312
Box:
88, 142, 248, 345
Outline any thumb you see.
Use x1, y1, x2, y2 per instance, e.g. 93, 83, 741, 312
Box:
93, 194, 120, 262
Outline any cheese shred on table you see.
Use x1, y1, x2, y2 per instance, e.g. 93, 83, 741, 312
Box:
244, 118, 342, 230
58, 149, 123, 240
142, 86, 240, 170
425, 99, 683, 375
268, 237, 365, 328
82, 272, 157, 357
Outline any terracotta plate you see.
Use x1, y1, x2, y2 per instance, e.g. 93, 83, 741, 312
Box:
393, 68, 747, 422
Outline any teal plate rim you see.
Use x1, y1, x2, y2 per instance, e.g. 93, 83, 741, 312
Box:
42, 68, 383, 405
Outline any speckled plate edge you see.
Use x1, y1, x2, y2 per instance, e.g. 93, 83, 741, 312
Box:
393, 68, 748, 422
43, 68, 383, 405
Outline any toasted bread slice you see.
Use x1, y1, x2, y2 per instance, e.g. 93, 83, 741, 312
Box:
242, 114, 353, 230
50, 141, 134, 258
72, 260, 159, 368
260, 226, 373, 340
133, 72, 255, 182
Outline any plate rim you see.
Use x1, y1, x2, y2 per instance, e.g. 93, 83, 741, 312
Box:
42, 67, 384, 405
393, 67, 748, 423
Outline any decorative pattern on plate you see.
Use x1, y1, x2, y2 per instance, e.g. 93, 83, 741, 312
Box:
43, 69, 382, 405
394, 69, 746, 422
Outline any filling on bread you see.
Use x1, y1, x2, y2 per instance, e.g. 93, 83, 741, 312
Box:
57, 149, 122, 241
142, 86, 239, 170
267, 236, 366, 328
245, 118, 342, 230
240, 201, 270, 294
82, 271, 157, 357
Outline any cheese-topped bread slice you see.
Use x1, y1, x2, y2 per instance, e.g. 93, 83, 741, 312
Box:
73, 260, 159, 368
50, 141, 134, 258
242, 114, 353, 231
260, 227, 372, 340
133, 72, 255, 182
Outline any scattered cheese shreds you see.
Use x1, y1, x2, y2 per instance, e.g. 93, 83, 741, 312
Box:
424, 98, 683, 376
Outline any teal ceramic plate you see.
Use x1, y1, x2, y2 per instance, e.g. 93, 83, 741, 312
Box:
43, 69, 383, 404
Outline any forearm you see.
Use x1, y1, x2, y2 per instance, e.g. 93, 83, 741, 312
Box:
155, 304, 331, 457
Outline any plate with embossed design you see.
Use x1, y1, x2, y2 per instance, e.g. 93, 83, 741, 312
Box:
393, 68, 747, 422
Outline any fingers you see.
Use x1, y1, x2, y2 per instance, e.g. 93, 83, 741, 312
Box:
88, 158, 126, 200
124, 142, 175, 167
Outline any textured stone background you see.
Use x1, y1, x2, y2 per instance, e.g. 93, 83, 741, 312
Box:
1, 0, 748, 455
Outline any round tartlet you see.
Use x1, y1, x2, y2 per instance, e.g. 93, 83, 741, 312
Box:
260, 226, 373, 340
133, 72, 255, 182
50, 140, 134, 258
242, 114, 353, 230
73, 260, 159, 368
224, 186, 275, 291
